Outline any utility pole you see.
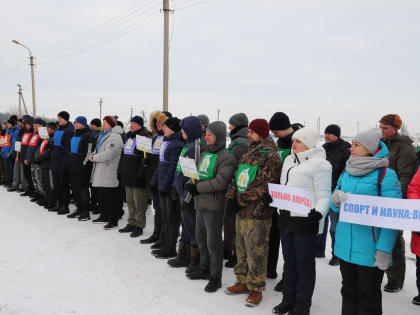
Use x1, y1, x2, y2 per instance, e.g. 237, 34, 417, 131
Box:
99, 98, 103, 120
30, 56, 36, 117
141, 110, 146, 121
17, 84, 22, 118
217, 109, 220, 121
130, 107, 133, 120
162, 0, 170, 112
357, 122, 360, 135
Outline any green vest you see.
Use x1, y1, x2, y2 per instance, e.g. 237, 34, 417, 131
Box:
197, 150, 227, 181
176, 147, 189, 173
277, 147, 291, 163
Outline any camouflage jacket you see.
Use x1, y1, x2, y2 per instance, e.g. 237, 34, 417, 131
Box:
226, 136, 282, 219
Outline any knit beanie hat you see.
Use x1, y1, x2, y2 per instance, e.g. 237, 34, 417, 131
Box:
9, 115, 18, 121
162, 111, 172, 119
46, 122, 57, 130
379, 114, 402, 129
164, 117, 181, 132
57, 111, 70, 122
33, 118, 46, 126
269, 112, 291, 131
206, 121, 227, 143
229, 113, 249, 128
292, 127, 319, 149
353, 128, 382, 155
90, 118, 101, 128
74, 116, 87, 126
249, 119, 270, 139
7, 119, 16, 126
131, 115, 144, 127
197, 114, 210, 127
103, 115, 116, 128
324, 124, 341, 138
25, 116, 34, 125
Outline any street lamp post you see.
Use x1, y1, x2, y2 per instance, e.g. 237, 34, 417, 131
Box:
12, 40, 36, 118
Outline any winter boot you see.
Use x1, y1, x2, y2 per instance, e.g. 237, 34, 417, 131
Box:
168, 242, 191, 268
57, 205, 70, 215
49, 204, 61, 212
245, 291, 262, 307
413, 295, 420, 306
119, 224, 135, 233
204, 277, 222, 293
225, 282, 248, 295
187, 268, 210, 280
225, 253, 237, 268
36, 197, 45, 206
151, 241, 165, 250
78, 211, 91, 221
154, 246, 177, 259
185, 245, 200, 275
104, 222, 118, 230
140, 233, 159, 244
274, 279, 284, 292
272, 303, 294, 314
130, 227, 143, 238
67, 209, 82, 218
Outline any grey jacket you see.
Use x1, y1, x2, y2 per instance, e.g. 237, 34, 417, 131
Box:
91, 126, 124, 188
193, 142, 236, 211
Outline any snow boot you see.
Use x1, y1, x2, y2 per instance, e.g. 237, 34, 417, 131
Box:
119, 224, 135, 233
413, 295, 420, 306
168, 242, 191, 268
245, 291, 262, 307
225, 282, 248, 295
140, 233, 159, 244
154, 247, 177, 259
130, 227, 143, 238
185, 245, 200, 275
67, 209, 82, 218
187, 269, 210, 280
204, 277, 221, 293
272, 303, 294, 314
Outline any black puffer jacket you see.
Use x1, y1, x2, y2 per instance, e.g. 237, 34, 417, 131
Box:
323, 138, 351, 191
68, 126, 96, 177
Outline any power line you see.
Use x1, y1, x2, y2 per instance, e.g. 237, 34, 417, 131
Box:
174, 0, 215, 11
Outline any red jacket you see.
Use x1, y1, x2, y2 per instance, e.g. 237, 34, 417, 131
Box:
408, 168, 420, 256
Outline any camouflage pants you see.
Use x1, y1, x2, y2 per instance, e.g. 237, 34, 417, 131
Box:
234, 215, 272, 292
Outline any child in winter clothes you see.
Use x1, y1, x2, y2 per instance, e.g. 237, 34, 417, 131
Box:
330, 129, 401, 315
408, 166, 420, 305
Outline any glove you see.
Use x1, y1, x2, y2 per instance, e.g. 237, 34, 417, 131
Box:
185, 183, 199, 196
307, 208, 323, 223
374, 250, 391, 271
332, 190, 349, 207
226, 198, 239, 216
262, 192, 273, 208
159, 190, 169, 197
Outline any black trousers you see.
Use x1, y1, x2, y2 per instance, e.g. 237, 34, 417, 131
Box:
23, 163, 34, 191
41, 168, 55, 205
159, 193, 180, 250
151, 189, 162, 237
340, 260, 384, 315
267, 212, 281, 274
97, 187, 121, 224
70, 173, 90, 213
52, 168, 70, 207
417, 256, 420, 295
281, 231, 316, 312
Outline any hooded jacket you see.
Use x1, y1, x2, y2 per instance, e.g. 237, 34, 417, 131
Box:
330, 142, 401, 267
383, 133, 417, 198
226, 136, 282, 219
228, 126, 249, 163
279, 147, 332, 235
50, 121, 74, 170
408, 168, 420, 257
90, 126, 124, 188
323, 138, 351, 191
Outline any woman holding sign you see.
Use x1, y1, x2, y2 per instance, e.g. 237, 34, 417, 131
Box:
330, 129, 401, 315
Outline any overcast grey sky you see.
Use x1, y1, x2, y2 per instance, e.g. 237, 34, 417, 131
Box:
0, 0, 419, 136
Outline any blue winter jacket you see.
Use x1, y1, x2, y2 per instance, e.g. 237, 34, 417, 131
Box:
151, 132, 185, 193
1, 127, 18, 159
174, 117, 205, 203
330, 141, 402, 267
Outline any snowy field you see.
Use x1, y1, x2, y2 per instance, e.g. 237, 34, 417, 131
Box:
0, 186, 418, 315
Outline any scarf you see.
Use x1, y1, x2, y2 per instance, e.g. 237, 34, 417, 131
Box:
346, 156, 389, 176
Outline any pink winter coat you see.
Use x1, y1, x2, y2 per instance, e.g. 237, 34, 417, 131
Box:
408, 168, 420, 257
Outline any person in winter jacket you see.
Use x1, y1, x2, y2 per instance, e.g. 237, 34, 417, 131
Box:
10, 117, 29, 192
269, 112, 303, 290
169, 116, 204, 270
319, 124, 351, 265
88, 118, 102, 214
90, 116, 124, 229
1, 119, 18, 185
20, 117, 35, 196
34, 122, 56, 209
51, 111, 74, 215
379, 114, 417, 293
330, 128, 401, 315
408, 167, 420, 306
118, 115, 152, 237
150, 117, 185, 259
184, 121, 236, 293
66, 116, 96, 221
225, 119, 282, 307
272, 127, 332, 315
224, 113, 250, 268
0, 123, 9, 186
140, 111, 171, 245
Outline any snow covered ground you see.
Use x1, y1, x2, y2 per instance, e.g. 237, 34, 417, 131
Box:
0, 186, 418, 315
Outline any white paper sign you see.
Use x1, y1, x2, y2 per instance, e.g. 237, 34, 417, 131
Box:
136, 135, 152, 153
38, 127, 49, 139
179, 157, 200, 180
14, 141, 21, 152
268, 184, 313, 215
340, 194, 420, 231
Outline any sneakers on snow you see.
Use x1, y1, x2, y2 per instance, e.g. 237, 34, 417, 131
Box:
274, 279, 284, 292
384, 283, 402, 293
413, 295, 420, 305
329, 256, 340, 266
245, 291, 262, 307
130, 227, 143, 238
119, 224, 135, 233
272, 303, 294, 314
204, 277, 221, 293
67, 209, 82, 218
104, 223, 118, 230
225, 282, 248, 295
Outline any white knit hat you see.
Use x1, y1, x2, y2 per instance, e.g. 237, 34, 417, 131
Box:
292, 127, 319, 149
353, 128, 382, 155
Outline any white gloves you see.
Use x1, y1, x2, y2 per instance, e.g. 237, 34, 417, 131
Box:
374, 250, 392, 271
332, 190, 349, 207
